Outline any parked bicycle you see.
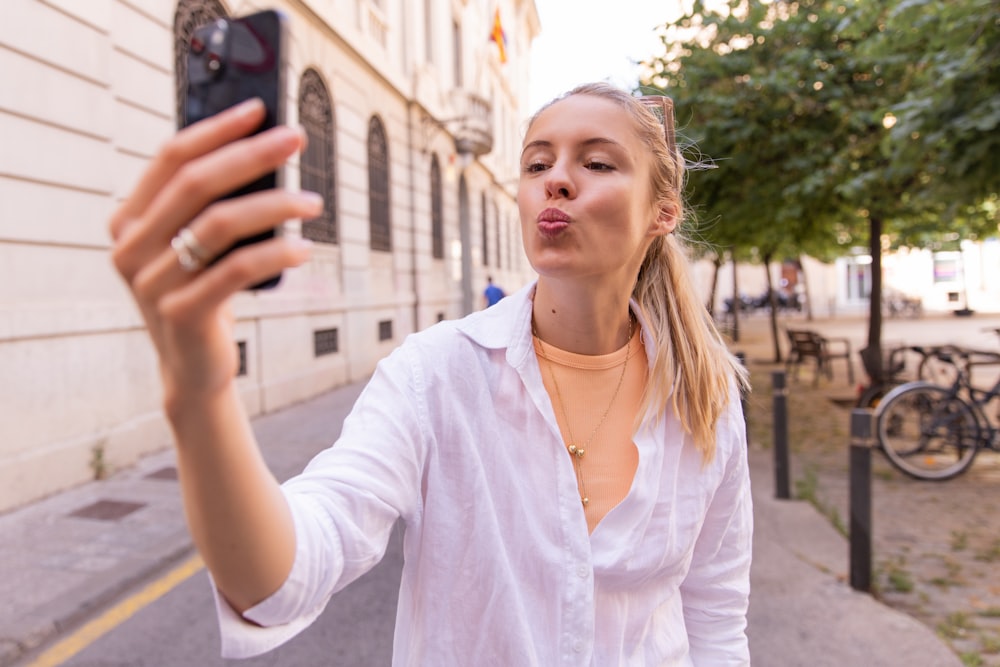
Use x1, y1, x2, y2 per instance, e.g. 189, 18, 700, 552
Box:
874, 346, 1000, 480
882, 288, 923, 319
857, 327, 1000, 411
855, 343, 969, 409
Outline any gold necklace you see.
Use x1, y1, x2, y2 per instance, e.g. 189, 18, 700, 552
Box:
533, 314, 633, 507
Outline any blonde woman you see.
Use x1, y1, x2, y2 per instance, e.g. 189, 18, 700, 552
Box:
110, 82, 752, 665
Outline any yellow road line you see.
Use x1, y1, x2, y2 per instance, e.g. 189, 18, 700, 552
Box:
25, 553, 205, 667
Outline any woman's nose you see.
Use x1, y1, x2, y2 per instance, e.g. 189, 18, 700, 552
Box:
544, 164, 574, 199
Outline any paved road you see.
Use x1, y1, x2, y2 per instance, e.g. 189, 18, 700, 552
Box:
8, 312, 993, 666
57, 527, 402, 667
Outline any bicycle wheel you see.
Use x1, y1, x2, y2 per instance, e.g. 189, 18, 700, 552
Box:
856, 382, 904, 409
876, 383, 981, 480
917, 347, 964, 387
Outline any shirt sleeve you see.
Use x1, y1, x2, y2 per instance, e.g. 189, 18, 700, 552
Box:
679, 393, 753, 666
212, 342, 429, 658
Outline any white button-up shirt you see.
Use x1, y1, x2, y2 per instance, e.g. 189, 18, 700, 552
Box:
214, 282, 753, 665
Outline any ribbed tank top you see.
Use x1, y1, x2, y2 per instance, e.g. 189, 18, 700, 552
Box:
533, 329, 647, 534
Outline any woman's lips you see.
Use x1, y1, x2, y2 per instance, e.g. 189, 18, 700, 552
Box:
537, 208, 570, 237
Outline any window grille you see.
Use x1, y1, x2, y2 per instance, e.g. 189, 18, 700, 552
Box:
314, 328, 339, 356
173, 0, 228, 127
430, 155, 444, 259
236, 341, 247, 376
481, 193, 489, 267
299, 69, 337, 243
368, 117, 392, 251
378, 320, 393, 341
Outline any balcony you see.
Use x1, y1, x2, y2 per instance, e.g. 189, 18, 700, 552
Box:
450, 90, 493, 157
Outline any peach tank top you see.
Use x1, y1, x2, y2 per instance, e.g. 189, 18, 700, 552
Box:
534, 330, 647, 534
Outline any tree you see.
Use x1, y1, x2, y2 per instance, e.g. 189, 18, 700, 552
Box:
872, 0, 1000, 217
638, 0, 995, 381
642, 0, 874, 361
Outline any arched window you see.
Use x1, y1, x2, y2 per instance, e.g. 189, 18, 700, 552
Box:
430, 155, 444, 259
481, 192, 489, 267
173, 0, 228, 126
299, 69, 337, 243
494, 201, 502, 268
368, 116, 392, 251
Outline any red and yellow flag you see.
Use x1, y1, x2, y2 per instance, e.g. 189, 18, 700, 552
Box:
489, 7, 507, 63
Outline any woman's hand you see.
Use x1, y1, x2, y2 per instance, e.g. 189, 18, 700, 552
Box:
109, 98, 322, 412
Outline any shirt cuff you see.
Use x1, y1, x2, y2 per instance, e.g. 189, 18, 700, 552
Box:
210, 575, 324, 659
210, 494, 335, 659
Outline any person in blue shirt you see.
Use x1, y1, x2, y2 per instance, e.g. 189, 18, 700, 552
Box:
483, 275, 506, 307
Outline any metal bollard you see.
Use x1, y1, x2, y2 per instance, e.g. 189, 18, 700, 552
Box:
849, 409, 874, 592
736, 352, 750, 446
772, 370, 790, 499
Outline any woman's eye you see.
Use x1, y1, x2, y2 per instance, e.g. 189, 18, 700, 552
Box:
585, 161, 613, 171
522, 162, 549, 173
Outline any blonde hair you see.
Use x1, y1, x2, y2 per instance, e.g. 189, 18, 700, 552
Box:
529, 82, 749, 462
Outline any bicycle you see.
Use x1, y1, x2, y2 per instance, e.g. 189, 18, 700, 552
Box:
874, 346, 1000, 480
855, 344, 969, 409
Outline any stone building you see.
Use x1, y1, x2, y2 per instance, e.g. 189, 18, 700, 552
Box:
1, 0, 541, 511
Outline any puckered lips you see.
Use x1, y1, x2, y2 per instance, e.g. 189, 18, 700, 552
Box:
537, 207, 570, 238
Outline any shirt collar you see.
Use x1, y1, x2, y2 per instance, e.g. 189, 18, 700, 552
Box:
454, 280, 656, 371
454, 281, 538, 369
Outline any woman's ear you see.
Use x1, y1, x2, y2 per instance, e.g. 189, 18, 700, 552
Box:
650, 202, 678, 236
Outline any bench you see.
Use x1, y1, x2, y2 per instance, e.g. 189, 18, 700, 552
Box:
785, 328, 855, 386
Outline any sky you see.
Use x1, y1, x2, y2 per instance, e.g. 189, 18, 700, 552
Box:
527, 0, 683, 113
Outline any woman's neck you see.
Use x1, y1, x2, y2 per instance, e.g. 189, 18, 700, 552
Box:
532, 280, 634, 355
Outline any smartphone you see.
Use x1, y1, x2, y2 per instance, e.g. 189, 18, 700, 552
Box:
181, 9, 289, 289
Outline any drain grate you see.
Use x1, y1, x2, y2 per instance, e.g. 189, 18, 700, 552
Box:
69, 499, 146, 521
145, 466, 178, 481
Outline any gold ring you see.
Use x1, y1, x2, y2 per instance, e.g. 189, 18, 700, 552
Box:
170, 227, 210, 273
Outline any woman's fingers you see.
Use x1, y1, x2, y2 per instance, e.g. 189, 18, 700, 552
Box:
132, 189, 322, 303
109, 98, 267, 242
159, 234, 313, 327
112, 124, 305, 282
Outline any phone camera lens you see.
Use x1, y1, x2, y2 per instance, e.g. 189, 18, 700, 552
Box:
190, 36, 204, 54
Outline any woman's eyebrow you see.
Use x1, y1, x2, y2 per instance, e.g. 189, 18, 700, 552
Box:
520, 137, 625, 158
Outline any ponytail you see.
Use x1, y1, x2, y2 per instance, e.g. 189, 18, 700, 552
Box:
635, 235, 748, 463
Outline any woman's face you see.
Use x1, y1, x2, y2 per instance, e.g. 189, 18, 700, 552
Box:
517, 94, 675, 285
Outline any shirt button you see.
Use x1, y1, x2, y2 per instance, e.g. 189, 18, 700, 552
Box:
577, 564, 589, 578
574, 640, 584, 653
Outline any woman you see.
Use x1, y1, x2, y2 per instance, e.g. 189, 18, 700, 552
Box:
110, 82, 752, 665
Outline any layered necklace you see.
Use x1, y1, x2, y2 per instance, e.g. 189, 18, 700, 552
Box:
533, 313, 634, 507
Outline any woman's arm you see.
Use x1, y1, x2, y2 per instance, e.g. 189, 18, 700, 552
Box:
109, 98, 323, 611
168, 384, 296, 612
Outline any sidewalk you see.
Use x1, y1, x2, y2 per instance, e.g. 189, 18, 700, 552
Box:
0, 373, 961, 666
746, 447, 960, 665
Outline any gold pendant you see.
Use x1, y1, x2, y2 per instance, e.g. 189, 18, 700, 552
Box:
567, 444, 585, 458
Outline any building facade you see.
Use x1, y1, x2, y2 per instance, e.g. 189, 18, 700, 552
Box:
1, 0, 541, 512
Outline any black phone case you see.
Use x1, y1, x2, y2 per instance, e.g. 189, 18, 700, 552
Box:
182, 9, 287, 289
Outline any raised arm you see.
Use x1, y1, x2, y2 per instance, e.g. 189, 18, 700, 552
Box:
108, 98, 322, 611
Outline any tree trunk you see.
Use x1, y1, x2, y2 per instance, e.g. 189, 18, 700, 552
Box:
730, 248, 741, 343
860, 216, 884, 386
798, 256, 814, 321
763, 252, 782, 363
708, 252, 722, 317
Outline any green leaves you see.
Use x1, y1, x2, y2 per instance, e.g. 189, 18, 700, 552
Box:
639, 0, 998, 259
